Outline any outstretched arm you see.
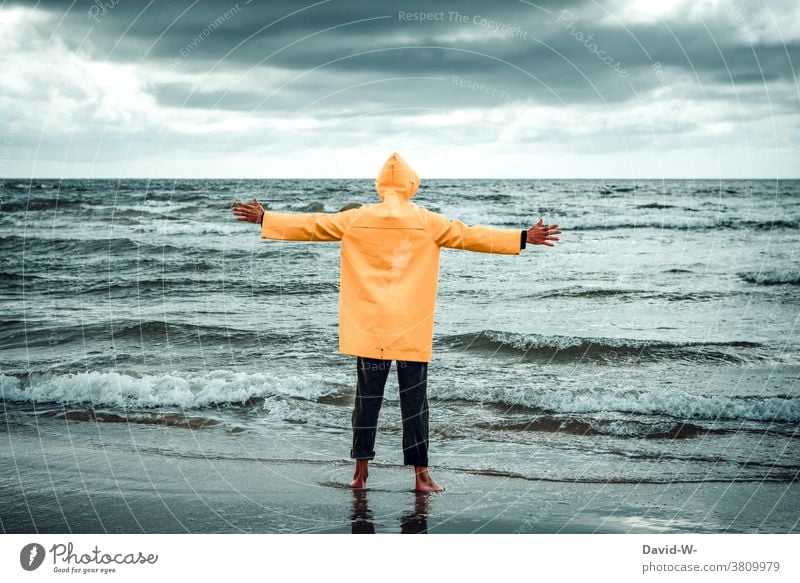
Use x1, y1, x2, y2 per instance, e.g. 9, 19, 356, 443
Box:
232, 197, 357, 242
426, 210, 561, 254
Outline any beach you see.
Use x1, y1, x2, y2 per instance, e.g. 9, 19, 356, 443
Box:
1, 178, 799, 533
2, 404, 797, 534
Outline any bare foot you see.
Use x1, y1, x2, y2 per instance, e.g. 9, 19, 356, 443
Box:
414, 466, 445, 492
350, 459, 369, 489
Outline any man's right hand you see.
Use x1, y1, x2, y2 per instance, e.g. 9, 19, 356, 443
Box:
232, 197, 265, 224
526, 217, 561, 247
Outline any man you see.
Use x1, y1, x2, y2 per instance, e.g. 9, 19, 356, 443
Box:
232, 153, 560, 492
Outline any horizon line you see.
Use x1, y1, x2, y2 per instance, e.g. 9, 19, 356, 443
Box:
5, 177, 799, 181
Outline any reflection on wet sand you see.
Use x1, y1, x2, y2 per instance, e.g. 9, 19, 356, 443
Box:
350, 490, 431, 534
350, 490, 374, 534
400, 493, 430, 534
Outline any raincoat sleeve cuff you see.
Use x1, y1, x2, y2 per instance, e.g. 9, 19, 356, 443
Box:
520, 230, 527, 250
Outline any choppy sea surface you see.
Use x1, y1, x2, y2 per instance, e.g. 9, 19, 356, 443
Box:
1, 178, 799, 491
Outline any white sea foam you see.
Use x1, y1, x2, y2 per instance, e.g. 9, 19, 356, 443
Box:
131, 221, 244, 236
433, 384, 800, 423
3, 369, 797, 422
0, 370, 345, 409
261, 397, 350, 428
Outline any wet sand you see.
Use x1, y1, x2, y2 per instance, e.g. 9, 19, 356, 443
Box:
1, 415, 797, 534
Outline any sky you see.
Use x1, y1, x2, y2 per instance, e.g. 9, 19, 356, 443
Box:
0, 0, 798, 178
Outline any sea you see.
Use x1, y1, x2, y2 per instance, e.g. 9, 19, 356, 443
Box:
1, 178, 799, 524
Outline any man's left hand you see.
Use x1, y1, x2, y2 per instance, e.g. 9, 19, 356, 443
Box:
526, 217, 561, 247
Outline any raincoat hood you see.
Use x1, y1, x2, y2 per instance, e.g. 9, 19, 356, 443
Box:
375, 152, 420, 201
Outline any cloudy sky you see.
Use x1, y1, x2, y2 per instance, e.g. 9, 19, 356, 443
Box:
1, 0, 797, 178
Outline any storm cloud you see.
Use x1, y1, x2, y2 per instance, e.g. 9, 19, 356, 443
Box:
1, 0, 797, 177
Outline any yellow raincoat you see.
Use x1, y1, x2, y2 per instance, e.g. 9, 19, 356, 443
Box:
260, 153, 523, 362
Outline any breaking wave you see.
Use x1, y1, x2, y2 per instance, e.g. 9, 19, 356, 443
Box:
438, 330, 763, 363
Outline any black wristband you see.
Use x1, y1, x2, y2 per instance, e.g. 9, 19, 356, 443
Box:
520, 229, 527, 250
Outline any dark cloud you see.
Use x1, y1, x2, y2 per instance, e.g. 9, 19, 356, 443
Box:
11, 0, 798, 104
2, 0, 798, 177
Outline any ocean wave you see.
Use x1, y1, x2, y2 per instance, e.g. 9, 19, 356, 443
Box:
130, 221, 244, 236
0, 369, 342, 408
0, 234, 257, 258
569, 218, 799, 231
0, 271, 49, 285
434, 384, 800, 423
474, 416, 797, 439
738, 270, 800, 286
635, 202, 680, 209
0, 234, 181, 255
475, 417, 722, 439
110, 320, 269, 343
720, 218, 800, 229
77, 279, 339, 297
170, 182, 211, 193
41, 409, 224, 430
533, 285, 731, 302
694, 187, 740, 195
438, 330, 762, 363
0, 320, 306, 350
111, 209, 185, 222
0, 198, 87, 212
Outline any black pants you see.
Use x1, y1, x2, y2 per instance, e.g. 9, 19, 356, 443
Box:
350, 356, 429, 467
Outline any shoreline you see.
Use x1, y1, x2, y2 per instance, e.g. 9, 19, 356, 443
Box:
2, 423, 797, 534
